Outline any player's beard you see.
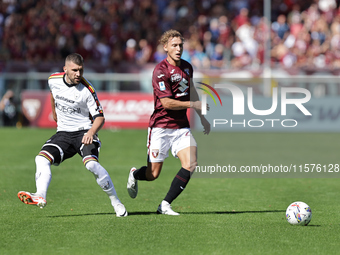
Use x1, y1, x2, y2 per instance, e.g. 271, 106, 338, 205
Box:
72, 77, 81, 84
66, 73, 81, 85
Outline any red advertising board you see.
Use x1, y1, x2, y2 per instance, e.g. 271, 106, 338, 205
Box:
21, 91, 154, 129
97, 92, 153, 129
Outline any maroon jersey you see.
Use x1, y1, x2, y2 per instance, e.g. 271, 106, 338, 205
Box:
149, 59, 193, 129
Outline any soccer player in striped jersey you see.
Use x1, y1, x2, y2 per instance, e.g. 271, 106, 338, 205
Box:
127, 30, 210, 215
18, 53, 127, 217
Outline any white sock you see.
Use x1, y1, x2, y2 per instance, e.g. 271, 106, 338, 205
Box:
35, 156, 52, 199
85, 160, 121, 207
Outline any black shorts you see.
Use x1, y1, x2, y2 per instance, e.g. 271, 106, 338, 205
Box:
40, 130, 101, 165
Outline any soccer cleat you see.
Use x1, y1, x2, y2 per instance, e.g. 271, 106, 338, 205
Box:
114, 203, 128, 217
18, 191, 46, 209
157, 200, 180, 216
127, 167, 138, 198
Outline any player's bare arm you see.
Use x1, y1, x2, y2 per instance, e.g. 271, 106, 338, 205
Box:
199, 115, 210, 135
159, 97, 210, 134
82, 116, 105, 145
190, 80, 211, 134
160, 97, 191, 110
50, 93, 57, 122
160, 97, 204, 111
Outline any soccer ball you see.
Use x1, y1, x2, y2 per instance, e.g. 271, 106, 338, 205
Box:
285, 201, 312, 226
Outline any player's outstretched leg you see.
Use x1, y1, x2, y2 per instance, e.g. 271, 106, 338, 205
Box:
35, 154, 52, 199
85, 159, 127, 217
157, 167, 191, 216
18, 155, 52, 209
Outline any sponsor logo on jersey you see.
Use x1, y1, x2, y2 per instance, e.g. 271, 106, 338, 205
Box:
159, 81, 166, 91
157, 74, 165, 78
171, 73, 181, 82
151, 149, 159, 158
55, 102, 81, 114
55, 95, 75, 104
170, 69, 175, 74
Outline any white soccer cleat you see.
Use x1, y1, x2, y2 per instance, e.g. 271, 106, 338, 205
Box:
18, 191, 47, 209
157, 200, 180, 216
127, 167, 138, 198
114, 203, 128, 217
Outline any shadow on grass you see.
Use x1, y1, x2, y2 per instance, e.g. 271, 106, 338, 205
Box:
48, 211, 155, 217
48, 212, 114, 218
48, 209, 288, 217
181, 210, 286, 215
46, 210, 321, 226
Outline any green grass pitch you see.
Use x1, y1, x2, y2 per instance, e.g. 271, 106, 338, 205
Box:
1, 128, 340, 254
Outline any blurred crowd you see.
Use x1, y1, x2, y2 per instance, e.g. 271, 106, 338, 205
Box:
1, 0, 340, 72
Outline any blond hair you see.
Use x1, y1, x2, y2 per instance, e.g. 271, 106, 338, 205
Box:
159, 29, 184, 46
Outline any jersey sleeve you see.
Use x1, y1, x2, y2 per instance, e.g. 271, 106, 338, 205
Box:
152, 65, 172, 99
48, 79, 53, 91
82, 77, 104, 119
48, 72, 64, 93
87, 92, 104, 119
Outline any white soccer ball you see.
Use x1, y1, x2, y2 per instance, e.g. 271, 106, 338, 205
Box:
285, 201, 312, 226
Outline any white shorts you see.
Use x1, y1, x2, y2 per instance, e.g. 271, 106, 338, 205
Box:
147, 127, 197, 163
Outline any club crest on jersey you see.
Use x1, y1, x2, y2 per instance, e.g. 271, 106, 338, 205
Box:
159, 81, 166, 91
171, 73, 181, 82
151, 149, 159, 158
184, 68, 190, 76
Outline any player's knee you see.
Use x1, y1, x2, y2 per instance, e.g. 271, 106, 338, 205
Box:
190, 160, 198, 172
182, 160, 197, 172
85, 161, 113, 191
38, 145, 63, 165
81, 143, 99, 159
147, 172, 159, 181
35, 154, 52, 166
84, 160, 110, 181
147, 167, 161, 181
84, 160, 96, 171
86, 161, 113, 191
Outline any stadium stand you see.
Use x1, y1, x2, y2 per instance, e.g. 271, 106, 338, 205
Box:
2, 0, 338, 74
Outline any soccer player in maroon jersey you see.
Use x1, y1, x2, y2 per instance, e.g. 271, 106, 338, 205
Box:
127, 30, 210, 215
